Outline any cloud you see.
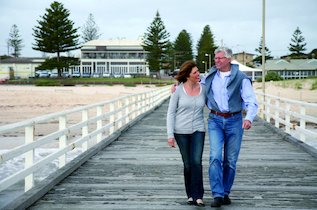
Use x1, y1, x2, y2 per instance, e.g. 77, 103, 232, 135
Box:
1, 0, 316, 57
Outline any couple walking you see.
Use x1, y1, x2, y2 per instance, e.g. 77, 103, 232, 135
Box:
166, 47, 258, 207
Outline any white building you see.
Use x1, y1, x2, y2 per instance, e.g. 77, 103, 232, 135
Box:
79, 39, 149, 77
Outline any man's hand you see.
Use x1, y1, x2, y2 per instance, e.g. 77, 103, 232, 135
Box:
242, 120, 252, 130
168, 138, 176, 147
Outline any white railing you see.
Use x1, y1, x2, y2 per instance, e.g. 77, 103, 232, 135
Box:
255, 91, 317, 143
0, 86, 170, 193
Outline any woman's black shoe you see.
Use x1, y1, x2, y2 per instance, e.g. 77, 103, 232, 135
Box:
195, 199, 205, 207
187, 198, 194, 205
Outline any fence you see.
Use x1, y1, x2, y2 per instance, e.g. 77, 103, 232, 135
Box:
0, 86, 170, 193
255, 91, 317, 143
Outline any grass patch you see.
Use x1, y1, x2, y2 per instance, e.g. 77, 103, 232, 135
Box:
311, 79, 317, 90
273, 78, 316, 90
35, 79, 61, 86
123, 83, 136, 87
294, 82, 302, 89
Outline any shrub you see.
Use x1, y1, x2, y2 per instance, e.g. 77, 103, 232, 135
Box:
265, 71, 283, 81
310, 79, 317, 90
294, 82, 302, 89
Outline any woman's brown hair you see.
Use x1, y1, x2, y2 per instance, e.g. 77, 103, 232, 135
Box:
175, 60, 197, 83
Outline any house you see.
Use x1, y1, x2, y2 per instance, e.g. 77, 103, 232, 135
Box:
232, 51, 255, 66
263, 59, 317, 79
0, 57, 45, 79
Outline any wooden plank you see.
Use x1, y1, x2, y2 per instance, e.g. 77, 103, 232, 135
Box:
28, 101, 317, 209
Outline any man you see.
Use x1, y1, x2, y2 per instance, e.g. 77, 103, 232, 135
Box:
201, 47, 258, 207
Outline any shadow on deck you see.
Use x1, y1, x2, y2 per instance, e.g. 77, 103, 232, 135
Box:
5, 100, 317, 209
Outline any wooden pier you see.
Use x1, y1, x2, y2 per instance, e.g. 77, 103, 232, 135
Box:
5, 100, 317, 209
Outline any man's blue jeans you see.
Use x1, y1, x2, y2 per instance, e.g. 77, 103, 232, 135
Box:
174, 131, 205, 200
207, 112, 244, 198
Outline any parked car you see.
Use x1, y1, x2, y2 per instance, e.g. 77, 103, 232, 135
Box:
92, 73, 101, 78
123, 74, 132, 78
61, 72, 70, 78
113, 74, 122, 78
102, 73, 112, 78
72, 72, 81, 78
82, 72, 91, 78
37, 70, 50, 78
168, 69, 179, 77
50, 72, 58, 78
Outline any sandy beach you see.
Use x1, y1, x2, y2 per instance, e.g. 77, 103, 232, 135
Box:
0, 85, 160, 126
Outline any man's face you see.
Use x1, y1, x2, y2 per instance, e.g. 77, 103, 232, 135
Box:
214, 52, 231, 71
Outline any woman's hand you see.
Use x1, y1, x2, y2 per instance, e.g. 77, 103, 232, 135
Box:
168, 138, 176, 147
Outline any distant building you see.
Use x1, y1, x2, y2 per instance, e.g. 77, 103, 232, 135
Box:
0, 57, 45, 79
263, 59, 317, 79
80, 39, 149, 77
233, 51, 255, 66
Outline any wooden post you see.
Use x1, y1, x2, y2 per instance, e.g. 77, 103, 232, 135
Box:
59, 116, 67, 168
25, 125, 34, 192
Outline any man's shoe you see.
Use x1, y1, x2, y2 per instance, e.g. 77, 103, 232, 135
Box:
210, 197, 223, 207
223, 195, 231, 205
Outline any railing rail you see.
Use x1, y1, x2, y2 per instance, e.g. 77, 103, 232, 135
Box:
0, 86, 170, 193
255, 91, 317, 142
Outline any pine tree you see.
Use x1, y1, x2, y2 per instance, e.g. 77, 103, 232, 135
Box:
82, 13, 101, 42
253, 36, 272, 64
32, 1, 80, 75
196, 25, 217, 72
142, 11, 170, 75
8, 24, 23, 57
174, 30, 193, 69
288, 27, 307, 55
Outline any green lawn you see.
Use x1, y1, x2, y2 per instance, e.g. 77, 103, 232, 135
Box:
5, 77, 176, 87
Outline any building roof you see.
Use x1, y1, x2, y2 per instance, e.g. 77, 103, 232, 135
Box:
0, 57, 45, 64
232, 60, 261, 72
83, 39, 143, 47
81, 39, 144, 51
233, 51, 255, 56
264, 59, 317, 70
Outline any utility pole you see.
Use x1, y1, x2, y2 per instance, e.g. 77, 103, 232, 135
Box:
261, 0, 266, 118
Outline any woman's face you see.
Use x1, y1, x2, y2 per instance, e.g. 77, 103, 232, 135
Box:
187, 66, 200, 83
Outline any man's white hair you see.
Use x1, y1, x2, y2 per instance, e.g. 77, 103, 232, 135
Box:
214, 47, 233, 58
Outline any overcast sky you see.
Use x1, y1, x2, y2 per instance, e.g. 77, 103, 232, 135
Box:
1, 0, 316, 58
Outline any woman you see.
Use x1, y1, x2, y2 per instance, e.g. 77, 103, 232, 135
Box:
166, 60, 206, 206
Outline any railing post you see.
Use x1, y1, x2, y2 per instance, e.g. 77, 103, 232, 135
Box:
142, 93, 146, 110
137, 95, 141, 116
285, 104, 291, 134
25, 125, 34, 192
109, 102, 115, 135
125, 97, 130, 125
131, 95, 136, 120
118, 100, 123, 129
300, 106, 306, 142
96, 105, 103, 143
260, 94, 265, 119
82, 110, 88, 151
59, 116, 67, 168
266, 98, 271, 122
275, 98, 280, 128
